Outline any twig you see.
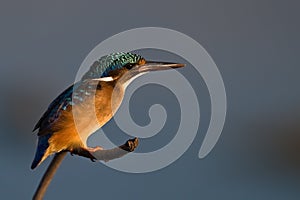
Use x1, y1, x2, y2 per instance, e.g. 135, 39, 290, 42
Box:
32, 151, 67, 200
32, 138, 138, 199
92, 137, 139, 161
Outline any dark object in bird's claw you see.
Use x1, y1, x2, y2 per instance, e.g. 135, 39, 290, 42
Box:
123, 137, 139, 152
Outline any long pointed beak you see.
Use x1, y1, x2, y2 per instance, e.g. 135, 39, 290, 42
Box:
119, 61, 185, 85
135, 61, 185, 73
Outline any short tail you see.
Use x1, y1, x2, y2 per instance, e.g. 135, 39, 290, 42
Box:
31, 134, 51, 169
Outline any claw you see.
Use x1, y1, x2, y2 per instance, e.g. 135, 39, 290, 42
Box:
70, 147, 100, 161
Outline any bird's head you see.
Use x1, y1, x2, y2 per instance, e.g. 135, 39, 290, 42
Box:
81, 52, 184, 87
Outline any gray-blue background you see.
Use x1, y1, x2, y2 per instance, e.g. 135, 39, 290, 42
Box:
1, 0, 299, 199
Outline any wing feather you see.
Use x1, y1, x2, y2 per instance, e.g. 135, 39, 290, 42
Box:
33, 80, 100, 136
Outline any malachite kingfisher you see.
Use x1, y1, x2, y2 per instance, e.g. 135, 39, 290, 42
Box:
31, 52, 184, 169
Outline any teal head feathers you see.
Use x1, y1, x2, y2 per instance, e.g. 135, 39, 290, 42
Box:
81, 52, 145, 80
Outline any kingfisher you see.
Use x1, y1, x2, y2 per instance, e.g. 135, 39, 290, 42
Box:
31, 52, 184, 169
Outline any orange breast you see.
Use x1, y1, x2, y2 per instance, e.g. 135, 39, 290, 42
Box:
47, 80, 125, 154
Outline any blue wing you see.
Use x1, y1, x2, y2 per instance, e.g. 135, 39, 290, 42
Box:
33, 84, 75, 135
33, 80, 99, 136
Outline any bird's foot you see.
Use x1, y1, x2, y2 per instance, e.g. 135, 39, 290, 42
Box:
86, 146, 104, 162
70, 146, 103, 162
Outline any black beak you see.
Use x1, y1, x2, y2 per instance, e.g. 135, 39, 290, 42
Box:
135, 61, 185, 73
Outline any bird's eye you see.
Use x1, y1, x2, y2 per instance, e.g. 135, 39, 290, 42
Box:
124, 63, 135, 69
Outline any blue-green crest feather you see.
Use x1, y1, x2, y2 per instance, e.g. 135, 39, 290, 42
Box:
81, 52, 143, 80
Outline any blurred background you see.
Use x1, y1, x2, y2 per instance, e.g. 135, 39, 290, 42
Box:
1, 0, 300, 199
